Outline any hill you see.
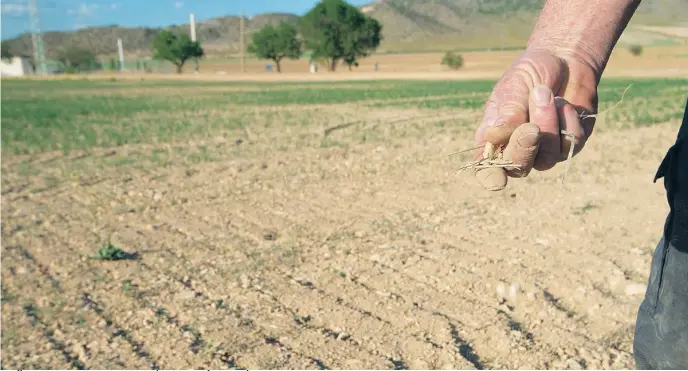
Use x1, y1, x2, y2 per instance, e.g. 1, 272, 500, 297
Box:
3, 13, 299, 59
3, 0, 687, 58
363, 0, 688, 51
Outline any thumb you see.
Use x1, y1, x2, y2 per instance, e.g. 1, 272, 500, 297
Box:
475, 167, 508, 191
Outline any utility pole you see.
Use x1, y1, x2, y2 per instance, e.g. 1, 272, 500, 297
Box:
190, 12, 199, 73
28, 0, 47, 75
117, 38, 124, 71
240, 10, 245, 73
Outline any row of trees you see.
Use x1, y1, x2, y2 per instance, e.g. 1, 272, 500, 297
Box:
0, 0, 380, 74
249, 0, 381, 72
152, 0, 382, 74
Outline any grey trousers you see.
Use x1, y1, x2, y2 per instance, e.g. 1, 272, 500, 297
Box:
633, 99, 688, 369
634, 238, 688, 369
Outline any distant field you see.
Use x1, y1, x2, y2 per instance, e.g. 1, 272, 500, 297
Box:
2, 76, 687, 370
2, 77, 687, 157
87, 44, 688, 75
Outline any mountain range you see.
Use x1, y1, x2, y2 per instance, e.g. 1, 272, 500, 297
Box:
3, 0, 687, 59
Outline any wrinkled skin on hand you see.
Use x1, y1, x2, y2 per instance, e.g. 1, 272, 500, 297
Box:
474, 48, 600, 191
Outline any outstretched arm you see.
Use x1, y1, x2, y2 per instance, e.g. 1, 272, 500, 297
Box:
472, 0, 641, 191
528, 0, 642, 79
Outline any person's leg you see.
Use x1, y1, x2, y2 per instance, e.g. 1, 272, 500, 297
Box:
633, 237, 688, 369
633, 99, 688, 369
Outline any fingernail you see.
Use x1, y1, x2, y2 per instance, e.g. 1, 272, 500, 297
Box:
517, 133, 539, 149
533, 86, 552, 107
488, 118, 506, 128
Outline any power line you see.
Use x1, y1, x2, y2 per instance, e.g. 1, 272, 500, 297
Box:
28, 0, 47, 75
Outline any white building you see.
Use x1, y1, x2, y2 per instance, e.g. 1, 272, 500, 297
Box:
1, 56, 34, 76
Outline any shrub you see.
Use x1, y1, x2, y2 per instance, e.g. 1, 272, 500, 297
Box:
629, 44, 643, 56
442, 51, 464, 70
56, 46, 102, 72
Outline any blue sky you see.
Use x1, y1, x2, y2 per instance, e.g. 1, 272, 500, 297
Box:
1, 0, 370, 40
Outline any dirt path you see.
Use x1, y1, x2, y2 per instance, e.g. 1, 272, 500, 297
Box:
1, 117, 678, 369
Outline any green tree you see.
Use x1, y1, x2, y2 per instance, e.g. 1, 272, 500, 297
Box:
248, 22, 302, 73
441, 51, 464, 70
300, 0, 382, 72
152, 30, 204, 74
56, 46, 101, 72
1, 41, 13, 62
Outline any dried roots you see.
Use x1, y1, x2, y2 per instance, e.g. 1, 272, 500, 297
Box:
455, 142, 520, 174
454, 84, 632, 185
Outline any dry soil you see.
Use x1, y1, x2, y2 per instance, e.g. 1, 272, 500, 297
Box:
1, 102, 680, 369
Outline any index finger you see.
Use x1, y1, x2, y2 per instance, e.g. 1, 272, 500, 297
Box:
474, 91, 499, 159
484, 73, 531, 146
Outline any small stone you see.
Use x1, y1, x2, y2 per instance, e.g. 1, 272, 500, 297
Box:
535, 238, 550, 247
496, 282, 506, 297
625, 283, 647, 296
240, 274, 250, 289
337, 332, 350, 341
509, 283, 519, 297
567, 359, 584, 370
153, 193, 162, 201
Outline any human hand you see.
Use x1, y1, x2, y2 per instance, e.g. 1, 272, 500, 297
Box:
473, 47, 600, 191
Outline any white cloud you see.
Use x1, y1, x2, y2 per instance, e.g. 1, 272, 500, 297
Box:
174, 1, 184, 8
1, 3, 28, 15
67, 3, 99, 16
74, 24, 88, 30
110, 3, 119, 10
